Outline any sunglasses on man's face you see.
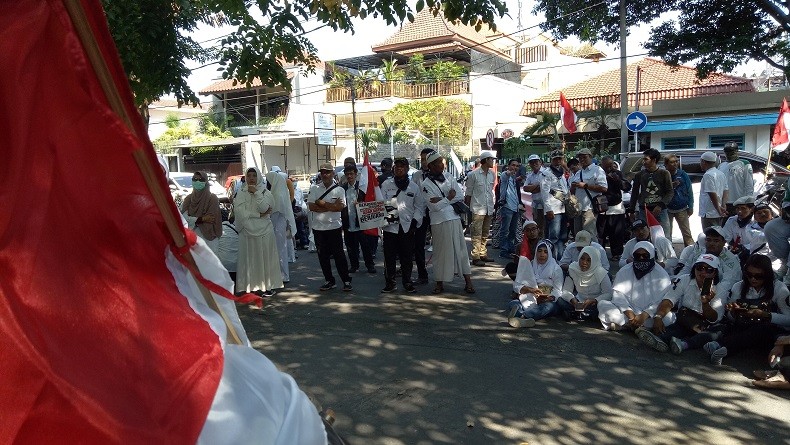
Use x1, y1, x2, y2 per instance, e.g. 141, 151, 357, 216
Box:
697, 266, 716, 274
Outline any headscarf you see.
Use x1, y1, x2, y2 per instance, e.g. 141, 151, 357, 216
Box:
242, 167, 262, 190
183, 171, 221, 240
519, 220, 539, 260
632, 240, 656, 280
265, 171, 297, 233
568, 246, 608, 288
532, 240, 558, 284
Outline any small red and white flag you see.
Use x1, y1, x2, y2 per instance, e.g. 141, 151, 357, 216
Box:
645, 205, 666, 243
771, 98, 790, 153
559, 92, 577, 134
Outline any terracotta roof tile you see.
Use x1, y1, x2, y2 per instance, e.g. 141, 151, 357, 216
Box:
521, 58, 754, 115
372, 9, 506, 56
199, 72, 295, 95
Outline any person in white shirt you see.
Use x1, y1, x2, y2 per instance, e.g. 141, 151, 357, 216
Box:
704, 254, 790, 366
523, 154, 546, 238
559, 246, 613, 321
541, 150, 570, 259
464, 150, 497, 266
719, 141, 754, 216
619, 219, 676, 270
421, 151, 475, 294
307, 163, 352, 292
699, 151, 728, 230
265, 171, 297, 284
598, 241, 671, 331
674, 233, 706, 276
569, 148, 608, 243
558, 230, 610, 273
636, 253, 725, 354
380, 157, 424, 293
506, 241, 565, 328
722, 196, 755, 260
411, 148, 436, 284
703, 225, 742, 298
747, 202, 784, 277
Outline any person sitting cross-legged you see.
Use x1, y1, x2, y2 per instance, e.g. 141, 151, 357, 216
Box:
558, 246, 613, 322
506, 240, 565, 328
636, 254, 725, 354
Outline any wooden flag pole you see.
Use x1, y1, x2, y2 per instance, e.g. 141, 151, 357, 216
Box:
63, 0, 242, 345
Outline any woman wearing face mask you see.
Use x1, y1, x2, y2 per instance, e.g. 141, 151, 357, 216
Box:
636, 254, 726, 354
234, 167, 282, 297
506, 241, 564, 327
704, 254, 790, 366
559, 246, 612, 321
598, 241, 671, 331
181, 171, 222, 253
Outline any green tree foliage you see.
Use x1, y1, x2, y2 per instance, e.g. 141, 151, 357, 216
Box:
429, 60, 466, 81
385, 98, 471, 145
380, 59, 405, 82
533, 1, 790, 78
103, 0, 508, 109
405, 54, 431, 84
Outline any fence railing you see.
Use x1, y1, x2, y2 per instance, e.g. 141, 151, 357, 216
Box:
326, 80, 470, 102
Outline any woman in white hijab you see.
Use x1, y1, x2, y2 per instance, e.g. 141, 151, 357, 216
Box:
506, 240, 565, 327
599, 241, 671, 331
235, 167, 282, 296
265, 171, 297, 284
559, 246, 612, 320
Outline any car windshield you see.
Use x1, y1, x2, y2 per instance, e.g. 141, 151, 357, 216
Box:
172, 176, 193, 187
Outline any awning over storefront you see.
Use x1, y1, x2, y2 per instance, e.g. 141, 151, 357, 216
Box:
643, 112, 777, 132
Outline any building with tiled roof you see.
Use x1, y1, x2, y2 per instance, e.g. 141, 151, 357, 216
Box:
521, 58, 754, 116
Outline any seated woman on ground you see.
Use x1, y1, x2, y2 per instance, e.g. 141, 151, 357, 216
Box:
704, 254, 790, 366
506, 240, 565, 328
598, 241, 671, 331
636, 253, 726, 354
558, 246, 612, 321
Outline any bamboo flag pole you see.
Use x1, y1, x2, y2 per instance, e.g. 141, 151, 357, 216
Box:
62, 0, 242, 345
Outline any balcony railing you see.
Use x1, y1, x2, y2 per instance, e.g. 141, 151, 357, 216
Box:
326, 80, 470, 102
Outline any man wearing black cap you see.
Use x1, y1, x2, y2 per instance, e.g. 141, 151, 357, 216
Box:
379, 157, 422, 293
719, 141, 754, 216
620, 219, 676, 269
377, 157, 394, 185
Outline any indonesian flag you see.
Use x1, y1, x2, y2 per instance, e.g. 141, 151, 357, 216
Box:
645, 205, 666, 243
559, 92, 577, 134
361, 150, 384, 237
771, 98, 790, 153
0, 1, 324, 443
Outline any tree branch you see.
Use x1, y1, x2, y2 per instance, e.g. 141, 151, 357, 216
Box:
749, 48, 787, 72
754, 0, 790, 33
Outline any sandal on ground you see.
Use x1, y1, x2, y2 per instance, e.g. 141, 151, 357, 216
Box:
753, 369, 781, 380
464, 285, 476, 294
752, 378, 790, 390
432, 284, 444, 294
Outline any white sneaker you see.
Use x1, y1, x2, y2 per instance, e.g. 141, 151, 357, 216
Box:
508, 317, 536, 328
669, 337, 684, 355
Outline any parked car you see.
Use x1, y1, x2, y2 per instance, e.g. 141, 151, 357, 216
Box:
168, 172, 226, 208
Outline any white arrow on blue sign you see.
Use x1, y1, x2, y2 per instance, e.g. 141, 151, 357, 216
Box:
625, 111, 647, 132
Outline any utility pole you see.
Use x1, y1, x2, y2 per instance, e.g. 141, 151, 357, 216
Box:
350, 80, 359, 161
619, 0, 629, 153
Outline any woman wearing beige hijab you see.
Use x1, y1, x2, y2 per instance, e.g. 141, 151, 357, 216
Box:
181, 171, 222, 253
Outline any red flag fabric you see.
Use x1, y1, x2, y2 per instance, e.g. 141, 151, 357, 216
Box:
559, 92, 577, 134
771, 98, 790, 153
645, 205, 666, 243
0, 0, 222, 442
362, 151, 383, 236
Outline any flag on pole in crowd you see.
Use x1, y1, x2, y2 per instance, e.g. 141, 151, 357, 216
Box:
449, 149, 464, 179
0, 1, 324, 443
771, 98, 790, 153
645, 205, 666, 243
361, 150, 384, 236
559, 92, 577, 134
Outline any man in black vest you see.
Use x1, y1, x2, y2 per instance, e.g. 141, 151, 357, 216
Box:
597, 156, 631, 261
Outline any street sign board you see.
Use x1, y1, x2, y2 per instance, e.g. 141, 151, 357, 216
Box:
316, 129, 335, 145
313, 112, 334, 129
485, 129, 495, 149
625, 111, 647, 132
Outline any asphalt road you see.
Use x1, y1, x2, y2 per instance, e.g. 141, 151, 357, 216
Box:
238, 243, 790, 444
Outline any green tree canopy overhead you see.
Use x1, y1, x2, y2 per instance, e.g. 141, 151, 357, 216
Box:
533, 0, 790, 78
102, 0, 508, 109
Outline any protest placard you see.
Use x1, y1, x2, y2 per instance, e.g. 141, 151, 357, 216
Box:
356, 200, 387, 230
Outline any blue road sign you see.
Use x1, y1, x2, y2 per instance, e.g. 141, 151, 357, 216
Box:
625, 111, 648, 132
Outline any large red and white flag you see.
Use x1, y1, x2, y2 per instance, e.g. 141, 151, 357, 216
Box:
559, 92, 577, 134
645, 205, 666, 243
771, 98, 790, 153
0, 1, 324, 443
361, 150, 384, 236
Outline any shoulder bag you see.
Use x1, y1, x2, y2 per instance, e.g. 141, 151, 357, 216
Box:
581, 169, 607, 214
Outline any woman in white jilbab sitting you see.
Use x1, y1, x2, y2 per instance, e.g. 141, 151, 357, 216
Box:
559, 246, 613, 322
506, 240, 565, 328
598, 241, 671, 331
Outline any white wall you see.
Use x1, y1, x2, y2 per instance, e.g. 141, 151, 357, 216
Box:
470, 75, 534, 142
649, 125, 772, 157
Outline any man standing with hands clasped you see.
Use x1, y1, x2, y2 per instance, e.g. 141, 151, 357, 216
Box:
307, 163, 353, 292
699, 151, 729, 230
465, 150, 497, 266
570, 148, 608, 243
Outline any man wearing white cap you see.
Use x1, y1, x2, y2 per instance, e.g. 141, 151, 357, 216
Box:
722, 196, 755, 258
558, 230, 610, 273
699, 151, 728, 230
464, 150, 497, 266
718, 141, 754, 216
764, 196, 790, 281
569, 148, 608, 243
523, 154, 547, 238
703, 225, 742, 295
